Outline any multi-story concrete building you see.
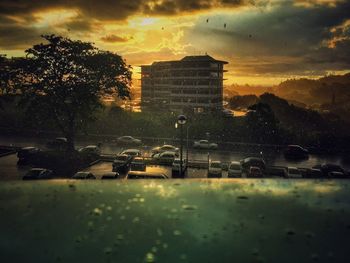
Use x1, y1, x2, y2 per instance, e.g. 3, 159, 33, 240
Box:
141, 55, 228, 113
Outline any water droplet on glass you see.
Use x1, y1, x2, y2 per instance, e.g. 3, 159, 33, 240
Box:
173, 230, 182, 236
145, 252, 155, 262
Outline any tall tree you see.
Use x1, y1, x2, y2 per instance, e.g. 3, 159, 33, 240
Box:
15, 35, 131, 151
246, 102, 280, 143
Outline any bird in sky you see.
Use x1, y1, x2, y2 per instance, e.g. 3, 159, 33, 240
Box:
206, 18, 209, 23
224, 23, 227, 28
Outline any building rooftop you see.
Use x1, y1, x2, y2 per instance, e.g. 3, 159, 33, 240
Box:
141, 55, 228, 67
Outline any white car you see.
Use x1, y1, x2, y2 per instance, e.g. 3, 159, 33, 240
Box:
151, 145, 179, 155
228, 161, 242, 178
153, 151, 178, 164
120, 149, 141, 158
193, 140, 218, 150
117, 136, 142, 145
285, 167, 302, 178
208, 161, 222, 178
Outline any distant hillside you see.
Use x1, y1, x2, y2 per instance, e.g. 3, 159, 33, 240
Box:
274, 73, 350, 105
225, 84, 273, 96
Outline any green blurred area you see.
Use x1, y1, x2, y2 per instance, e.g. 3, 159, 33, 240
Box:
1, 179, 350, 263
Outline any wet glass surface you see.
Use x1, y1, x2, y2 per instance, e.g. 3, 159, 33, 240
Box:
1, 180, 350, 262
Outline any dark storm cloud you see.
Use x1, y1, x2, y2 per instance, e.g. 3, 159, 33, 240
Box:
0, 24, 43, 49
186, 0, 350, 75
101, 34, 129, 43
0, 0, 144, 21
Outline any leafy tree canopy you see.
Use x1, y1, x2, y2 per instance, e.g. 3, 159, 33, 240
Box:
15, 34, 132, 150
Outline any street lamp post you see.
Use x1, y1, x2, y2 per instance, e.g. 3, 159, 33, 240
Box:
177, 115, 187, 178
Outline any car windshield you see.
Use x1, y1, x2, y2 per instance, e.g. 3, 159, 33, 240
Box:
211, 163, 221, 168
26, 170, 41, 176
230, 164, 241, 170
289, 168, 299, 174
116, 156, 128, 161
124, 151, 137, 155
163, 146, 174, 150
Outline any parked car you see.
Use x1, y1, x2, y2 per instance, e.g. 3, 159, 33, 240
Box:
313, 163, 346, 178
305, 168, 323, 178
78, 145, 101, 156
23, 168, 54, 180
101, 172, 119, 180
248, 166, 263, 178
228, 161, 242, 178
240, 157, 266, 172
208, 161, 222, 178
193, 140, 218, 150
126, 171, 168, 179
284, 145, 309, 160
72, 172, 96, 179
130, 157, 146, 171
120, 149, 141, 158
171, 158, 187, 178
151, 145, 179, 155
46, 137, 68, 150
285, 167, 303, 178
153, 151, 178, 165
117, 136, 142, 145
222, 109, 234, 118
17, 147, 41, 164
112, 154, 133, 172
328, 171, 347, 178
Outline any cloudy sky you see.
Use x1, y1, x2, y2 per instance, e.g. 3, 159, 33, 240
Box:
1, 0, 350, 86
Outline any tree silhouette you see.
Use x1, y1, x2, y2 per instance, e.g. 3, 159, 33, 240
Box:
15, 35, 131, 151
246, 102, 279, 143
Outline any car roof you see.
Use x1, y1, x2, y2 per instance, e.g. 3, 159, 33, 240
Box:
55, 137, 67, 141
30, 168, 46, 172
21, 146, 37, 150
211, 161, 221, 164
75, 172, 90, 175
162, 145, 175, 148
250, 166, 261, 170
127, 171, 168, 178
243, 157, 264, 162
132, 157, 144, 162
116, 154, 129, 157
85, 145, 98, 148
123, 149, 140, 152
230, 161, 240, 165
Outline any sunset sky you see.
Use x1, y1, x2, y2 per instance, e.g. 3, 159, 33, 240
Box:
1, 0, 350, 86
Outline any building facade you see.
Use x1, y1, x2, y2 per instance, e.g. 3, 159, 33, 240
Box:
141, 55, 228, 113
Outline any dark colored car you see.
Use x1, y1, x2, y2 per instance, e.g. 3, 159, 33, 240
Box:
46, 137, 68, 151
284, 145, 309, 160
72, 172, 96, 179
240, 157, 266, 172
304, 168, 323, 178
101, 172, 119, 180
248, 166, 263, 178
112, 154, 133, 173
22, 168, 54, 180
17, 147, 41, 164
130, 157, 146, 171
313, 163, 347, 178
